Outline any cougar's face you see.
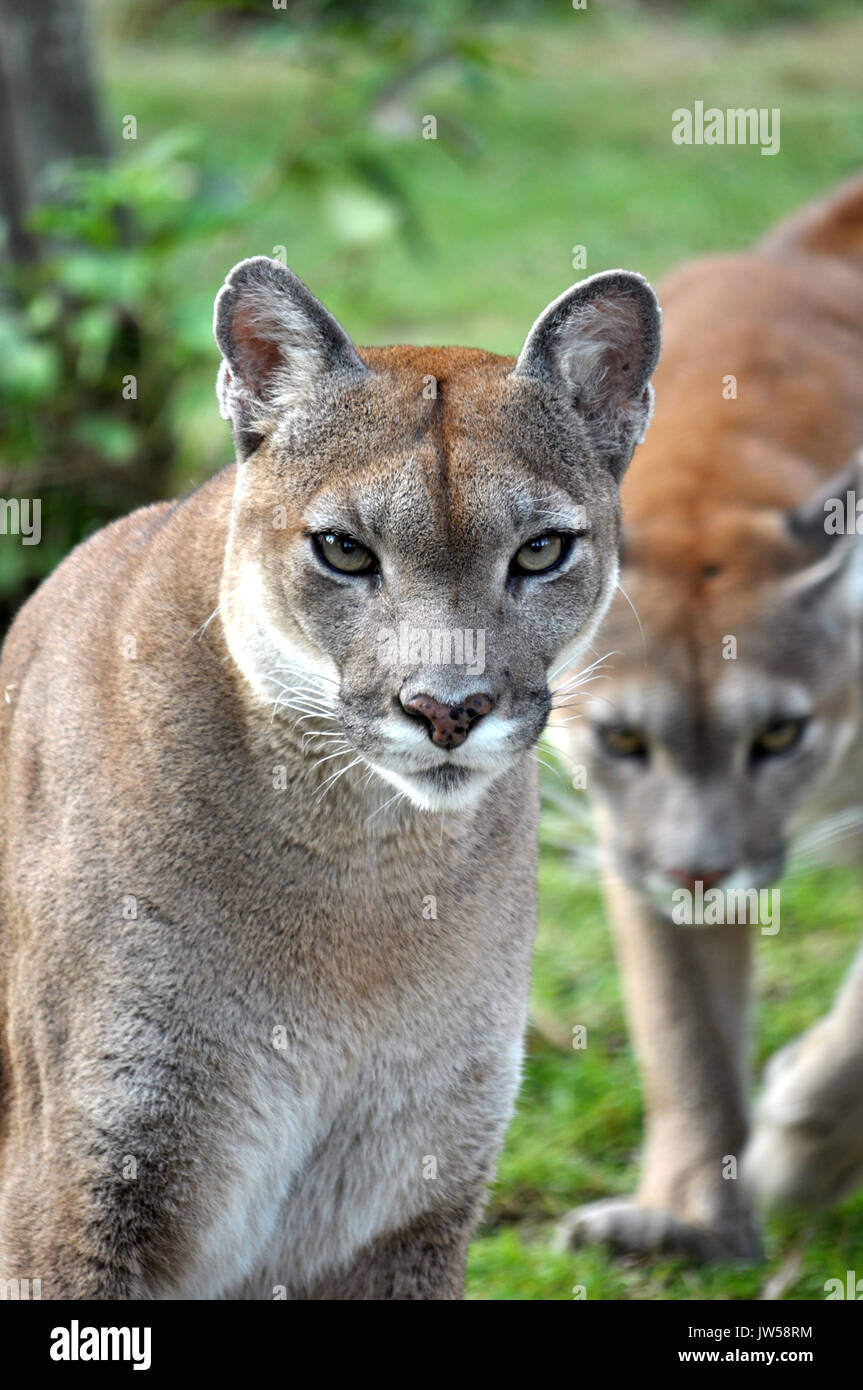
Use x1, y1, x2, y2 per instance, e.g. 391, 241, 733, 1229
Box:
571, 558, 862, 915
214, 257, 661, 811
226, 361, 624, 811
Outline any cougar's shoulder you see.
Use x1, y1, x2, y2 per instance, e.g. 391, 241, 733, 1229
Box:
1, 468, 235, 692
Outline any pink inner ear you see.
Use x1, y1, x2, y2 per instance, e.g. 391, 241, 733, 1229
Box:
232, 304, 283, 397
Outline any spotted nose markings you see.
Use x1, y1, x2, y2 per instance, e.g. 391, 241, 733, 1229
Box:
402, 692, 495, 750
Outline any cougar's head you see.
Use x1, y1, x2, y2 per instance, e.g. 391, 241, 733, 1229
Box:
568, 460, 863, 915
213, 256, 660, 810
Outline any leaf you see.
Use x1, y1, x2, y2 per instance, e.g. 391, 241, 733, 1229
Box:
323, 183, 400, 246
70, 416, 138, 465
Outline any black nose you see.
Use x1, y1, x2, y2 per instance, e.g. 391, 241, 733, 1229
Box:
401, 692, 495, 750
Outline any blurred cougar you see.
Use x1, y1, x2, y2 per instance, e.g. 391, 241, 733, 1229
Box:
555, 175, 863, 1262
0, 257, 660, 1297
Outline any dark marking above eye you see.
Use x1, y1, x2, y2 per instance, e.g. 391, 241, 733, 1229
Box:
703, 563, 721, 578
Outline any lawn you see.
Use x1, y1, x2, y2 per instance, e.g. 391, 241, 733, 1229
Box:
97, 2, 863, 1299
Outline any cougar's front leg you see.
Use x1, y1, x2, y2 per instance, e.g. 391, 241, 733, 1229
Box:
304, 1203, 478, 1301
0, 1107, 202, 1300
558, 864, 761, 1262
0, 1014, 210, 1300
745, 940, 863, 1211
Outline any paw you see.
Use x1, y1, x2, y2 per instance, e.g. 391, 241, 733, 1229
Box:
744, 1103, 863, 1210
745, 1025, 863, 1209
553, 1196, 762, 1263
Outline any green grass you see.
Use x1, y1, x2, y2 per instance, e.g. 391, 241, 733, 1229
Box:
97, 5, 863, 1298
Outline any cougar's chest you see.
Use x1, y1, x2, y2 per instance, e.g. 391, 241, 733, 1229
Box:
173, 927, 530, 1299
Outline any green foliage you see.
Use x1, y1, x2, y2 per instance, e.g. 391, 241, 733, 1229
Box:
0, 132, 242, 623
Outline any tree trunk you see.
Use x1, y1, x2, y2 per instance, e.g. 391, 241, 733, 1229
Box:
0, 0, 108, 262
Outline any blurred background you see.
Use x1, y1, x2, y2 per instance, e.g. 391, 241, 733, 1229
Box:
2, 0, 862, 1299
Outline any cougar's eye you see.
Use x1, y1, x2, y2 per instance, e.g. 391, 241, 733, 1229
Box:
751, 717, 807, 760
512, 532, 568, 575
598, 725, 647, 759
315, 532, 376, 575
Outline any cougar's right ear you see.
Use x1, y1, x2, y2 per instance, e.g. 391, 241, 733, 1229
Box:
214, 256, 370, 458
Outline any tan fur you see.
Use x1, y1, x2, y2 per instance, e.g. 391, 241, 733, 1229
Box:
555, 176, 863, 1261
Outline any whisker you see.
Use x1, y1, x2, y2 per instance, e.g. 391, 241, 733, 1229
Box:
301, 729, 347, 749
272, 660, 339, 689
308, 746, 353, 771
551, 673, 612, 703
553, 670, 611, 698
615, 580, 646, 664
366, 788, 409, 824
550, 651, 618, 703
553, 691, 614, 716
260, 671, 335, 702
272, 706, 333, 728
186, 602, 222, 647
555, 649, 618, 685
535, 751, 565, 782
264, 680, 333, 708
789, 807, 863, 866
275, 695, 334, 714
314, 755, 364, 803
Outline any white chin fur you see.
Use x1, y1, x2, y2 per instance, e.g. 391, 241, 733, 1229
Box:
367, 760, 500, 813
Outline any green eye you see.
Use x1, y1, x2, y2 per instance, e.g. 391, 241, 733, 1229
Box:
752, 718, 807, 760
598, 725, 647, 759
315, 532, 376, 575
513, 532, 566, 575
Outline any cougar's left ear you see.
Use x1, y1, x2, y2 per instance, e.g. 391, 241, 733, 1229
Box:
513, 270, 662, 480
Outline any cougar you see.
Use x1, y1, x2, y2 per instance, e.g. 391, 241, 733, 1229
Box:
0, 256, 660, 1298
554, 174, 863, 1263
